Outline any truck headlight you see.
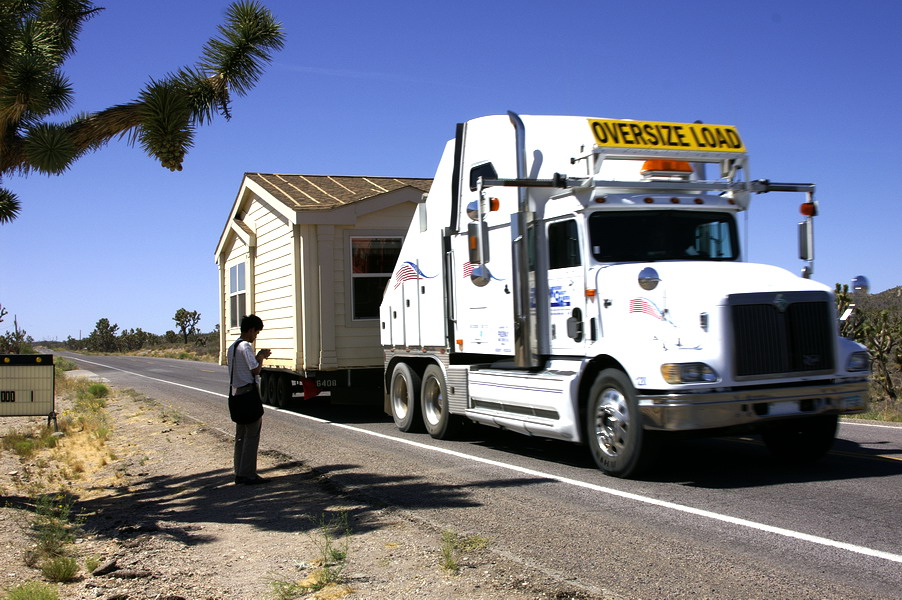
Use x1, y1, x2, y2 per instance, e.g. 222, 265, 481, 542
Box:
846, 351, 870, 372
661, 363, 719, 384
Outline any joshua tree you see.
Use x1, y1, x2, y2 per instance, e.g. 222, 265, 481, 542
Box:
173, 308, 201, 344
0, 0, 285, 223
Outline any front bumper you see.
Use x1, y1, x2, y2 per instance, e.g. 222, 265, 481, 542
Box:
638, 380, 869, 431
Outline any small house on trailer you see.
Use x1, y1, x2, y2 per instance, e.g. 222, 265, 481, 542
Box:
215, 173, 431, 406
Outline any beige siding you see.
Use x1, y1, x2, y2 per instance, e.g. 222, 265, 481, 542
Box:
357, 201, 420, 229
248, 198, 295, 360
217, 179, 423, 373
329, 203, 416, 368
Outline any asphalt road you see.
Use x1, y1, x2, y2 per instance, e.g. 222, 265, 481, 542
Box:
57, 352, 902, 599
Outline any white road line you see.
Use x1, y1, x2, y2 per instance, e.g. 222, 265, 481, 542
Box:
67, 356, 902, 565
323, 420, 902, 564
68, 356, 228, 398
841, 420, 902, 430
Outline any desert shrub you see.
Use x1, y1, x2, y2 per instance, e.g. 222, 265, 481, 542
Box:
85, 383, 109, 399
31, 493, 81, 559
4, 580, 58, 600
2, 428, 58, 459
40, 556, 78, 582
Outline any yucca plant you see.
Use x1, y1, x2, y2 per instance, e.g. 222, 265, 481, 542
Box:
0, 0, 285, 223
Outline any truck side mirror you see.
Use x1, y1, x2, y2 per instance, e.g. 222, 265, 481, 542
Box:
798, 220, 813, 261
469, 162, 498, 191
798, 219, 814, 278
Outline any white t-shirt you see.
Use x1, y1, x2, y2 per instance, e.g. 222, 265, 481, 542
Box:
228, 339, 260, 394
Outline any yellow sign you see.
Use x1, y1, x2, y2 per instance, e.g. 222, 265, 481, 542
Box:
589, 119, 745, 152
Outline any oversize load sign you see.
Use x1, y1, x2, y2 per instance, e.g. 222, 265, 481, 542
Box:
0, 354, 55, 417
589, 119, 745, 152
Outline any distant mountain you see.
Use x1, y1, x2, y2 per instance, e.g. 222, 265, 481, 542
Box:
859, 286, 902, 313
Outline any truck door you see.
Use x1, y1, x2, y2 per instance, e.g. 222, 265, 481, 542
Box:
546, 218, 586, 356
395, 260, 421, 348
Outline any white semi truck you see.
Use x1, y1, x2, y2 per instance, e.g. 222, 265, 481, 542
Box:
380, 112, 870, 477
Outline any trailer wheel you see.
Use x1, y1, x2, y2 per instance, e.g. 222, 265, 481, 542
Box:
259, 372, 273, 405
421, 365, 462, 440
586, 369, 655, 478
761, 414, 838, 463
274, 375, 291, 409
390, 362, 423, 432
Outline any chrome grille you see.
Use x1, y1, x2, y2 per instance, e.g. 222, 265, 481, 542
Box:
730, 292, 834, 378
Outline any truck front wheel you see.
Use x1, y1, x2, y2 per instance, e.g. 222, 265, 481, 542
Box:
390, 362, 423, 432
586, 369, 654, 478
761, 414, 838, 463
421, 365, 463, 440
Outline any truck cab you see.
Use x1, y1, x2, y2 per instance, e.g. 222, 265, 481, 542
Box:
381, 113, 870, 477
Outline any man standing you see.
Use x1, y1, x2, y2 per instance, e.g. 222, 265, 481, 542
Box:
227, 314, 271, 484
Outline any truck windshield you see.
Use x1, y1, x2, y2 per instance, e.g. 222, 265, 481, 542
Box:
588, 210, 738, 263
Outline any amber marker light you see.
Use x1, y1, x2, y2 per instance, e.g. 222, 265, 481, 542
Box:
641, 160, 693, 176
800, 202, 817, 216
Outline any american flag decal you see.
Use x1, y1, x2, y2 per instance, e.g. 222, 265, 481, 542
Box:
462, 262, 504, 281
394, 261, 434, 288
629, 298, 663, 320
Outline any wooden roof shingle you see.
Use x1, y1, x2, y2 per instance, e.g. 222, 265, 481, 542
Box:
246, 174, 432, 212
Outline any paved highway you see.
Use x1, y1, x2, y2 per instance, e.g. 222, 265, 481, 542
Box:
57, 352, 902, 599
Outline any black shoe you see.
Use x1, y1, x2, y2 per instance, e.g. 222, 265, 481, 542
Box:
234, 476, 248, 485
242, 475, 267, 485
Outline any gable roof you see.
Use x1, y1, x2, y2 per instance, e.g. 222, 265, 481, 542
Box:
245, 174, 432, 212
216, 173, 432, 263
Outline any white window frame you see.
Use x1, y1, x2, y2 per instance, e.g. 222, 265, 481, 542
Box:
348, 235, 403, 321
228, 262, 247, 329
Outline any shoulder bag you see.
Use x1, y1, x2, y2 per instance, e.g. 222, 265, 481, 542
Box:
228, 340, 264, 424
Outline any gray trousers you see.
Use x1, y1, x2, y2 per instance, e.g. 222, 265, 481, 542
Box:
234, 417, 262, 478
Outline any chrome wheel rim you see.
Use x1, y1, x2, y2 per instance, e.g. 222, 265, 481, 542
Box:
391, 373, 409, 420
594, 387, 630, 458
422, 375, 442, 426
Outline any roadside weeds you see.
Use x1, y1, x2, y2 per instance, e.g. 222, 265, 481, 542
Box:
0, 372, 610, 600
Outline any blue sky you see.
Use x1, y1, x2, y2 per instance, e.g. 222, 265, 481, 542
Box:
1, 0, 900, 341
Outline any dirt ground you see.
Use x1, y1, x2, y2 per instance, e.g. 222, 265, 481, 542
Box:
0, 375, 606, 600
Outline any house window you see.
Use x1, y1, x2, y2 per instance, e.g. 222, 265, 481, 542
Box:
350, 237, 402, 320
229, 262, 246, 328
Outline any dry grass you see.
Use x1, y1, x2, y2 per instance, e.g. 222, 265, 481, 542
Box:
440, 530, 490, 573
1, 378, 115, 493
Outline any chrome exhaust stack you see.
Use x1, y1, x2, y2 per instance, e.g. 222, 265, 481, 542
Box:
508, 111, 539, 368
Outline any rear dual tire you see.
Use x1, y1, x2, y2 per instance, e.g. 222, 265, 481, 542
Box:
390, 362, 463, 439
390, 363, 423, 432
260, 372, 291, 409
421, 365, 463, 440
